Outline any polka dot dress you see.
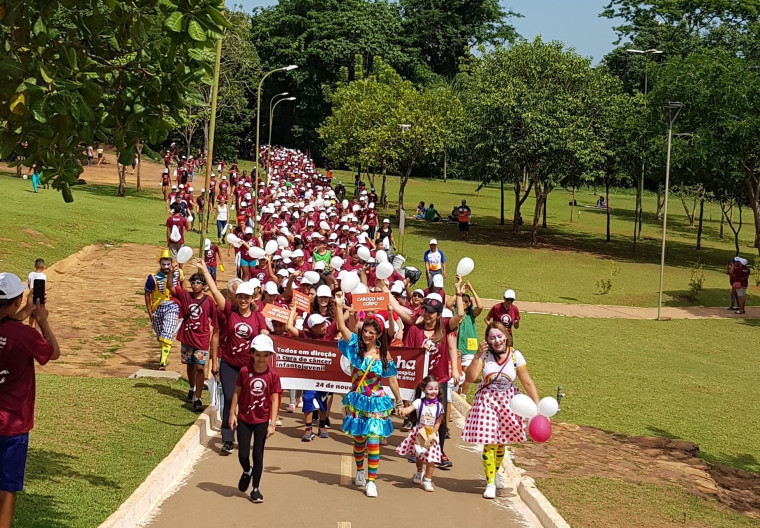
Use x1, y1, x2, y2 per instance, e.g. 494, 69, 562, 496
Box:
463, 381, 527, 445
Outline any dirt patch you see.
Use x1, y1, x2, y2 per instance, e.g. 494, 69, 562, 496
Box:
39, 243, 234, 377
512, 422, 760, 522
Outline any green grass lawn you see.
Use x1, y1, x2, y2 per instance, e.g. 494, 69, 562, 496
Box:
15, 375, 198, 528
505, 314, 760, 474
331, 169, 760, 307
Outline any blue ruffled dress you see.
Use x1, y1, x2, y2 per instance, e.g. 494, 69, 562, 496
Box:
338, 333, 398, 438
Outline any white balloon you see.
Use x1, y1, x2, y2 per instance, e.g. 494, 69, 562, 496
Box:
226, 234, 242, 248
340, 271, 360, 293
187, 215, 194, 223
265, 240, 279, 255
342, 199, 349, 209
375, 251, 388, 264
375, 261, 394, 280
330, 256, 344, 270
22, 174, 28, 180
510, 394, 538, 419
537, 397, 559, 418
456, 257, 475, 277
248, 246, 266, 260
304, 271, 321, 284
352, 282, 368, 294
176, 246, 194, 264
357, 246, 371, 262
281, 249, 292, 259
319, 221, 330, 231
277, 235, 289, 248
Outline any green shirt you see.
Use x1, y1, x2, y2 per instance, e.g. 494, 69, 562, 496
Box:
313, 250, 331, 266
424, 207, 438, 222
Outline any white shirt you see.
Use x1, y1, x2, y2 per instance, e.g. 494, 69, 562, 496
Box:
217, 203, 228, 222
481, 349, 526, 391
27, 271, 47, 288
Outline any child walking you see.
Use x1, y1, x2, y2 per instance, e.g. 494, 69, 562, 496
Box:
229, 334, 282, 503
396, 376, 444, 492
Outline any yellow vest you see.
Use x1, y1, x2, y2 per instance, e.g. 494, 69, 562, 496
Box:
150, 270, 184, 311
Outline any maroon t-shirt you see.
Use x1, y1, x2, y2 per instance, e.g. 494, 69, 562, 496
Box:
204, 245, 219, 268
218, 301, 267, 368
0, 318, 55, 436
235, 364, 282, 425
250, 265, 272, 284
166, 215, 188, 244
403, 318, 452, 383
487, 303, 520, 332
174, 289, 218, 351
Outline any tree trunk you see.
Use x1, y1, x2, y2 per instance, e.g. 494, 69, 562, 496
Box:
542, 196, 547, 229
530, 183, 545, 244
656, 184, 665, 220
500, 178, 505, 225
202, 119, 209, 159
746, 174, 760, 255
117, 161, 126, 197
443, 148, 447, 182
719, 203, 725, 238
513, 173, 533, 234
380, 164, 388, 209
396, 163, 414, 220
570, 186, 575, 223
632, 163, 642, 248
606, 182, 611, 242
355, 164, 361, 199
136, 141, 143, 192
696, 191, 705, 250
721, 202, 743, 256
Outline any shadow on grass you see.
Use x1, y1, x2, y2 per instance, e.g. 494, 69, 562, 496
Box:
133, 381, 188, 400
703, 452, 760, 474
73, 182, 163, 203
644, 426, 682, 440
14, 448, 122, 528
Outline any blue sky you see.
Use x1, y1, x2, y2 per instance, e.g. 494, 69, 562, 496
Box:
231, 0, 622, 64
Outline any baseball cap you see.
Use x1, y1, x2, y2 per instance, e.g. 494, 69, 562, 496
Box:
244, 227, 253, 234
429, 239, 438, 245
740, 258, 748, 266
734, 256, 742, 262
313, 261, 326, 271
236, 282, 255, 296
0, 273, 26, 300
432, 274, 444, 288
316, 285, 332, 298
307, 313, 328, 328
390, 281, 405, 294
412, 288, 425, 297
251, 334, 275, 353
382, 218, 390, 224
291, 249, 304, 258
504, 289, 516, 300
204, 238, 211, 251
421, 298, 443, 314
264, 281, 279, 296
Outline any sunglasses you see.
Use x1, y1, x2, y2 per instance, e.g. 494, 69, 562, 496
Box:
412, 293, 423, 298
190, 281, 205, 285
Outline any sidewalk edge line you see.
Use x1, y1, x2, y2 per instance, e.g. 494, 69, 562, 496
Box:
98, 406, 220, 528
451, 393, 570, 528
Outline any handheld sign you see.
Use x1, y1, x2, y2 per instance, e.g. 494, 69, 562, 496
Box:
293, 290, 311, 312
261, 304, 290, 324
352, 292, 388, 312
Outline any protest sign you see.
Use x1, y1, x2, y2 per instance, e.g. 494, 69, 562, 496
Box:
352, 292, 388, 312
261, 304, 289, 324
293, 290, 311, 312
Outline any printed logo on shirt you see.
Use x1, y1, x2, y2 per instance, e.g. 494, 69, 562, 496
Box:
500, 314, 513, 326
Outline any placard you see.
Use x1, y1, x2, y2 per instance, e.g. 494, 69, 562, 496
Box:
352, 292, 388, 312
293, 290, 311, 312
261, 303, 289, 324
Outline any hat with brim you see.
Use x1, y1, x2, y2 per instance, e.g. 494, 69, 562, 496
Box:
0, 273, 26, 300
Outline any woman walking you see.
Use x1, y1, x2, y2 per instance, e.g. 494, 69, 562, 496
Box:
462, 322, 539, 499
334, 291, 402, 498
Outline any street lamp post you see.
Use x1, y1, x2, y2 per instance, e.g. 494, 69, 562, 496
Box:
267, 96, 296, 178
254, 65, 297, 217
627, 48, 663, 247
657, 101, 683, 321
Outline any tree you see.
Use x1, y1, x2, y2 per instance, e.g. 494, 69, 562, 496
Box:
0, 0, 230, 201
399, 0, 521, 78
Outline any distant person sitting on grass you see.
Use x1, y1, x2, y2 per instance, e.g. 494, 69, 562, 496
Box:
416, 201, 427, 219
424, 204, 442, 222
595, 196, 606, 208
0, 273, 60, 528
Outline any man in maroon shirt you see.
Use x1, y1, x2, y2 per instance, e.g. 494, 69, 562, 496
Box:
166, 204, 189, 260
0, 273, 60, 527
484, 288, 520, 333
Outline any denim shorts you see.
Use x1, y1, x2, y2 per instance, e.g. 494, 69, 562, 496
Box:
181, 344, 209, 365
0, 433, 29, 492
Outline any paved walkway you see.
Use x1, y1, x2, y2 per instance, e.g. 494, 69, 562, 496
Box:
481, 299, 760, 320
145, 409, 530, 528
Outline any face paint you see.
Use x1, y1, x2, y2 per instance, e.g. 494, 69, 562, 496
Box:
424, 382, 439, 400
487, 329, 507, 352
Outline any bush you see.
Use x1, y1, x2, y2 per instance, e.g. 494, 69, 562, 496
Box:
596, 260, 621, 295
688, 259, 706, 302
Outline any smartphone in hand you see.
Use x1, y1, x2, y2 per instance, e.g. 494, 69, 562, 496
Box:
33, 279, 46, 306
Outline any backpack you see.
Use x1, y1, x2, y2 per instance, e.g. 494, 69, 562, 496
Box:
169, 223, 182, 242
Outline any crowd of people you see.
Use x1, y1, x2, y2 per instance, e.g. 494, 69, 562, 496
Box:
146, 146, 539, 503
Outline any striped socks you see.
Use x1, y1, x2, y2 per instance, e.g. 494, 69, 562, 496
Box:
353, 436, 366, 472
366, 436, 380, 481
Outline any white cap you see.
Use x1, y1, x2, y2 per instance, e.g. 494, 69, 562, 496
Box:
383, 218, 390, 224
300, 274, 316, 285
251, 334, 274, 353
264, 281, 279, 296
204, 238, 211, 251
504, 289, 516, 300
307, 313, 328, 329
390, 281, 405, 294
248, 278, 261, 290
425, 292, 443, 303
432, 274, 444, 288
276, 269, 289, 277
291, 249, 304, 258
244, 227, 253, 234
412, 288, 425, 297
429, 238, 438, 245
0, 273, 26, 300
739, 258, 748, 266
236, 282, 255, 296
316, 285, 332, 297
313, 261, 326, 270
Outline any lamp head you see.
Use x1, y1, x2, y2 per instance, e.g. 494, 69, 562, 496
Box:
661, 101, 683, 110
283, 65, 298, 71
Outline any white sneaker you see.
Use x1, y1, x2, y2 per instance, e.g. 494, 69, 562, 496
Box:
495, 472, 507, 489
422, 478, 434, 492
365, 481, 378, 497
355, 470, 366, 487
412, 471, 423, 484
275, 418, 283, 426
483, 483, 497, 499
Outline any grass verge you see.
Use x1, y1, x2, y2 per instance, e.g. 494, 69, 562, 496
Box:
14, 374, 197, 528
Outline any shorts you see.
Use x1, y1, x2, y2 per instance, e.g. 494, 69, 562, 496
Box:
181, 344, 208, 365
239, 258, 253, 267
302, 391, 329, 413
207, 266, 217, 280
0, 433, 29, 492
736, 287, 746, 297
460, 353, 475, 368
168, 242, 183, 259
459, 221, 469, 232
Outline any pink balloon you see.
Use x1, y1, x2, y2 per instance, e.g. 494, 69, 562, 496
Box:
528, 415, 552, 443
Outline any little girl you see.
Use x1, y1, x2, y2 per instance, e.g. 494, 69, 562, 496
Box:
396, 376, 443, 492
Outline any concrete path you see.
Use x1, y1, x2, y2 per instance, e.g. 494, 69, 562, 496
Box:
481, 299, 760, 320
145, 409, 531, 528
